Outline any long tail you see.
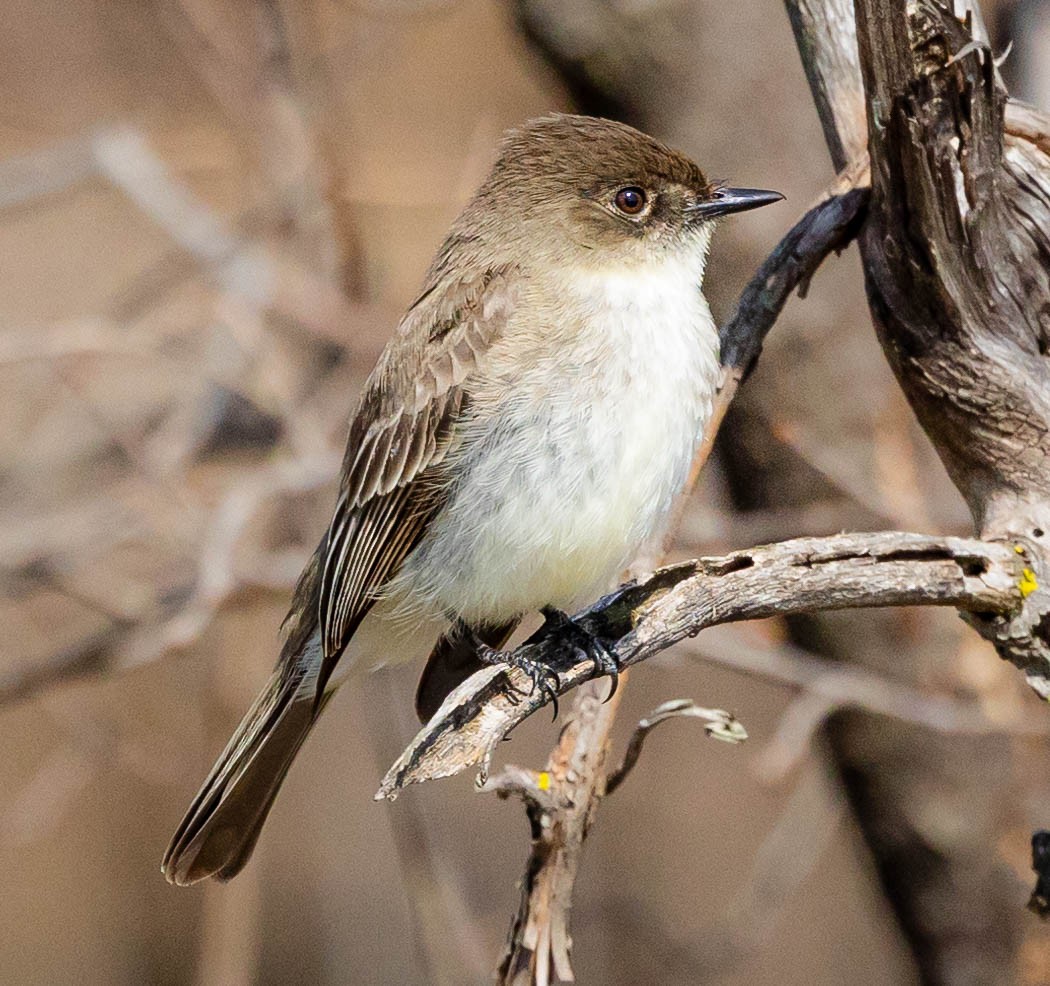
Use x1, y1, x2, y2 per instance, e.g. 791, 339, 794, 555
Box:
162, 635, 330, 886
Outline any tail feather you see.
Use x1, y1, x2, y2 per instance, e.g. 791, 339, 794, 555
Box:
162, 660, 327, 886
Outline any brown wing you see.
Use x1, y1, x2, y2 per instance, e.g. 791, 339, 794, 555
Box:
310, 265, 518, 698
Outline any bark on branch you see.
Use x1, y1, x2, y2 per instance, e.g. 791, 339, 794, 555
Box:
781, 2, 1050, 976
850, 0, 1050, 680
377, 531, 1028, 798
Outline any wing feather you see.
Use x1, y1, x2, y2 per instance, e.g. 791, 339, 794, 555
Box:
310, 266, 517, 695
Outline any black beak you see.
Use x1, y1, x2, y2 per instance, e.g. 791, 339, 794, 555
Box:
689, 187, 784, 220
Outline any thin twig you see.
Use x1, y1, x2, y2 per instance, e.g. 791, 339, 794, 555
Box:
604, 699, 747, 797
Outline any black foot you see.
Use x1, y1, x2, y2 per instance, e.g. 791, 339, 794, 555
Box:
540, 607, 621, 702
472, 632, 562, 720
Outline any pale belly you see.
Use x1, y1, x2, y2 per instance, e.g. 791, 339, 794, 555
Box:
390, 281, 720, 624
455, 402, 700, 617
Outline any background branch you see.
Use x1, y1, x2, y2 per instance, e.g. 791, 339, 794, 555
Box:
783, 1, 1050, 978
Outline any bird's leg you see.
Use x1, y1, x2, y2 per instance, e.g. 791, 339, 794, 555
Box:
539, 606, 621, 702
465, 620, 562, 718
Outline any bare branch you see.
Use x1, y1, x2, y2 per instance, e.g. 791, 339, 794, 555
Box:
496, 679, 627, 985
479, 764, 565, 813
774, 5, 1050, 978
718, 181, 869, 378
783, 0, 866, 170
846, 0, 1050, 678
853, 0, 1050, 512
486, 699, 746, 982
377, 531, 1027, 799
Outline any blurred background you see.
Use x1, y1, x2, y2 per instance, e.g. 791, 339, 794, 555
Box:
4, 1, 1050, 983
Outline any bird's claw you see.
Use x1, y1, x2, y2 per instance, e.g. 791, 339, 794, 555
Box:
477, 642, 561, 720
473, 608, 621, 720
540, 607, 622, 703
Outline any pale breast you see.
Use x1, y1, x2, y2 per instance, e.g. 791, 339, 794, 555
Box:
391, 250, 721, 624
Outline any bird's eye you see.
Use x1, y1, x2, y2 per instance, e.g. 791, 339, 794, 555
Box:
613, 187, 647, 216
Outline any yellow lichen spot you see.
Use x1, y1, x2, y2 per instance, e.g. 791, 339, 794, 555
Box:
537, 771, 551, 792
1016, 544, 1027, 555
1020, 568, 1039, 598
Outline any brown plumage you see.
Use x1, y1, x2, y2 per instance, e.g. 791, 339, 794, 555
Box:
316, 265, 519, 696
162, 113, 780, 886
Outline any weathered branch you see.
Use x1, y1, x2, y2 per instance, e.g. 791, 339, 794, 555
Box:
489, 692, 748, 985
783, 0, 1050, 676
850, 0, 1050, 676
496, 677, 627, 985
783, 0, 866, 169
777, 3, 1050, 979
378, 531, 1027, 798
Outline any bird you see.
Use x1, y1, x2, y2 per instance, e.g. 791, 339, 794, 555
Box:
162, 113, 782, 885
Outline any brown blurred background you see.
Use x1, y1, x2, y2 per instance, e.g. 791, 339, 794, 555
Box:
4, 1, 1050, 983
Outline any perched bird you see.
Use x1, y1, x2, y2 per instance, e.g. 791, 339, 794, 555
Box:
162, 113, 781, 885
